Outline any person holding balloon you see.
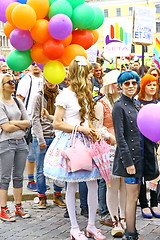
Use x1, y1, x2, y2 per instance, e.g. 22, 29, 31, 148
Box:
138, 74, 160, 219
44, 56, 106, 240
112, 70, 143, 240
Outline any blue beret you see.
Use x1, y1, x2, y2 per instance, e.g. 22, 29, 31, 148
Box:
117, 70, 140, 85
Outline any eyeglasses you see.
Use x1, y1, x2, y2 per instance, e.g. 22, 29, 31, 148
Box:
123, 81, 137, 87
151, 73, 158, 77
3, 80, 17, 85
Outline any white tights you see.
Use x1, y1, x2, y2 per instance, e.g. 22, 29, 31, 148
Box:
107, 177, 126, 221
66, 181, 98, 233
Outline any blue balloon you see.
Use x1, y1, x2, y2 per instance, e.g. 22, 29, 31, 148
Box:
17, 0, 27, 3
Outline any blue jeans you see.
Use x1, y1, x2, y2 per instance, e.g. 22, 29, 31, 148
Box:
79, 182, 88, 209
32, 137, 62, 194
98, 178, 108, 216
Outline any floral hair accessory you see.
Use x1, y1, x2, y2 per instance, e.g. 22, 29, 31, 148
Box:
74, 56, 87, 66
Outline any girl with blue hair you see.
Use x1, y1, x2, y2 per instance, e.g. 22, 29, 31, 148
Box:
112, 70, 142, 240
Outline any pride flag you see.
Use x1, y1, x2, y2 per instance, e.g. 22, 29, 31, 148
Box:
153, 38, 160, 67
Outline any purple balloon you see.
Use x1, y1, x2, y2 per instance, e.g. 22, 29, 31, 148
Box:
10, 28, 34, 51
0, 0, 17, 23
37, 63, 44, 70
137, 103, 160, 142
48, 14, 73, 40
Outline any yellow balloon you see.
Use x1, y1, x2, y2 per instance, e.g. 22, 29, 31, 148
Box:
44, 60, 66, 84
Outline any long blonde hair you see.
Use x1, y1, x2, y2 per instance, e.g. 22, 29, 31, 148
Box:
68, 58, 97, 125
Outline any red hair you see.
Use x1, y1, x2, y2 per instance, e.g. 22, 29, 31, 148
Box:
138, 74, 158, 100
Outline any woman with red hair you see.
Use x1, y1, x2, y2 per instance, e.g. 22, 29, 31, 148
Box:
138, 74, 160, 219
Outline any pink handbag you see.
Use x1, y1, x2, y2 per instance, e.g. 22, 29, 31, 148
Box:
61, 126, 93, 172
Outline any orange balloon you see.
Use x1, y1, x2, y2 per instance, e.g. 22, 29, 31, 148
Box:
27, 0, 49, 19
31, 43, 49, 64
6, 2, 20, 26
58, 57, 68, 67
89, 30, 99, 44
11, 5, 37, 30
61, 44, 87, 66
60, 33, 72, 47
30, 19, 51, 43
3, 21, 15, 38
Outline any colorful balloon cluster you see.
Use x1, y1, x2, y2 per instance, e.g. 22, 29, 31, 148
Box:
0, 0, 104, 84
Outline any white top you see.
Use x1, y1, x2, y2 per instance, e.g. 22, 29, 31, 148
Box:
16, 73, 43, 119
0, 98, 29, 142
55, 88, 89, 127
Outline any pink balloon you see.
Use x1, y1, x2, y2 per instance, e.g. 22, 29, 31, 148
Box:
0, 0, 17, 23
48, 14, 72, 40
10, 28, 34, 51
137, 103, 160, 142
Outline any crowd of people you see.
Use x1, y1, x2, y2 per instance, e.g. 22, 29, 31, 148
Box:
0, 56, 160, 240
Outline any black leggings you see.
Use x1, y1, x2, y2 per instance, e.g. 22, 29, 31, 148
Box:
139, 182, 158, 209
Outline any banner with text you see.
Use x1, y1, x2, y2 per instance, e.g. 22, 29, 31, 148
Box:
133, 6, 155, 45
104, 17, 132, 57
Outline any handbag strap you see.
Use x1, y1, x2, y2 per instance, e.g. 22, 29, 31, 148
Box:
71, 125, 87, 147
70, 125, 78, 146
25, 75, 32, 110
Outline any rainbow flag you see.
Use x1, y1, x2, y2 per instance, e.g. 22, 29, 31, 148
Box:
153, 38, 160, 67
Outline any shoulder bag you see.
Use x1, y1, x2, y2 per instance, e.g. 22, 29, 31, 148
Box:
61, 125, 93, 172
14, 76, 32, 144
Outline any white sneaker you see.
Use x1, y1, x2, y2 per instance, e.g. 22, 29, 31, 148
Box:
111, 216, 124, 237
120, 217, 126, 229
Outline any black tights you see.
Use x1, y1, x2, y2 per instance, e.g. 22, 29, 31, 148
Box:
125, 183, 140, 233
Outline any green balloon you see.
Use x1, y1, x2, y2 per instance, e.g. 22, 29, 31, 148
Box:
66, 0, 85, 9
48, 0, 56, 6
72, 3, 95, 29
87, 7, 104, 30
7, 50, 32, 71
49, 0, 72, 19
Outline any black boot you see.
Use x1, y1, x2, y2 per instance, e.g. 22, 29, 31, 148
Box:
122, 230, 139, 240
64, 208, 69, 218
80, 207, 88, 218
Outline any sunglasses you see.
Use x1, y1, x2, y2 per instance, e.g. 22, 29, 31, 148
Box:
151, 73, 158, 77
123, 81, 137, 87
3, 80, 17, 85
32, 62, 37, 66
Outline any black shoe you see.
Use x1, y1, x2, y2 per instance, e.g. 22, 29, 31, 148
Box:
64, 209, 69, 218
122, 230, 139, 240
80, 207, 88, 218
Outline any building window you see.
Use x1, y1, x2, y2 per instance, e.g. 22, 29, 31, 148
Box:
104, 9, 108, 18
6, 38, 9, 47
0, 36, 2, 47
156, 22, 160, 33
131, 44, 135, 54
155, 4, 160, 13
116, 8, 121, 17
3, 36, 5, 47
143, 46, 148, 53
129, 7, 133, 16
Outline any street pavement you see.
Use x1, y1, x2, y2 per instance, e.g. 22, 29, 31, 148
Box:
0, 169, 160, 240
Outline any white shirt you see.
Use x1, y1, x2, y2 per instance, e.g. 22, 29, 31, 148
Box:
55, 88, 89, 127
16, 74, 43, 119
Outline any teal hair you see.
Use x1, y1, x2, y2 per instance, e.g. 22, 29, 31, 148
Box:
117, 70, 140, 85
